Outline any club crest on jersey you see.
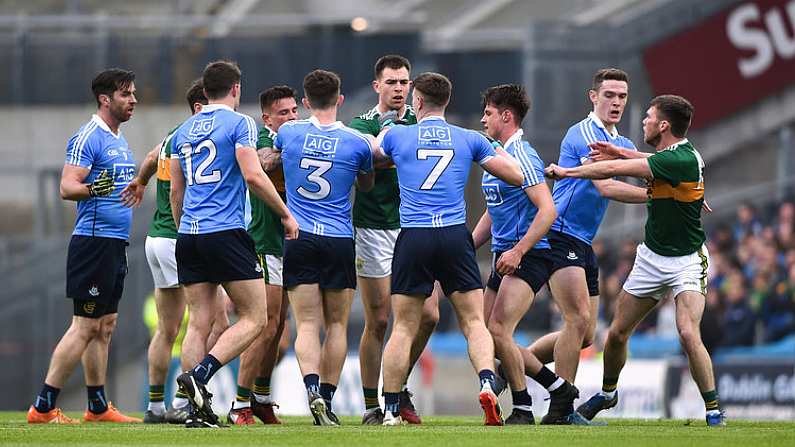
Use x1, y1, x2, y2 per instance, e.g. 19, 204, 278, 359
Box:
418, 126, 452, 145
83, 301, 96, 314
189, 118, 215, 138
302, 133, 338, 157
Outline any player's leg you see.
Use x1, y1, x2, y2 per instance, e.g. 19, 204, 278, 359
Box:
81, 311, 116, 415
448, 288, 503, 425
357, 274, 391, 421
28, 313, 100, 424
525, 295, 598, 365
675, 291, 717, 394
382, 293, 425, 423
206, 286, 230, 352
398, 287, 440, 424
145, 287, 185, 421
180, 282, 218, 371
486, 278, 534, 424
576, 290, 656, 420
288, 283, 330, 424
546, 266, 590, 382
318, 288, 354, 419
251, 283, 287, 425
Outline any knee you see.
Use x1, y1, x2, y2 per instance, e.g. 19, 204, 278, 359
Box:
365, 316, 389, 340
565, 308, 590, 336
582, 324, 597, 349
76, 319, 103, 340
486, 318, 509, 342
420, 306, 440, 331
677, 324, 701, 349
607, 324, 631, 346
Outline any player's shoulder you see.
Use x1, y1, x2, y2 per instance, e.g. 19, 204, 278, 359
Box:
563, 116, 592, 142
355, 106, 380, 122
339, 125, 372, 146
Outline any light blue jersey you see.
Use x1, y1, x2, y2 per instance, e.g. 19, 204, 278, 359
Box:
550, 112, 636, 245
482, 129, 549, 252
274, 116, 373, 238
382, 116, 496, 228
171, 104, 258, 235
67, 114, 135, 240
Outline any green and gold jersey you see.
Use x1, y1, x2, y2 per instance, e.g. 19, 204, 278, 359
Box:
248, 126, 285, 256
147, 127, 179, 239
348, 105, 416, 229
645, 139, 707, 257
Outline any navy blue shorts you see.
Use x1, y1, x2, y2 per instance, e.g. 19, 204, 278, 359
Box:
486, 248, 554, 294
66, 235, 127, 318
176, 229, 262, 284
391, 224, 482, 297
547, 231, 599, 296
283, 231, 356, 289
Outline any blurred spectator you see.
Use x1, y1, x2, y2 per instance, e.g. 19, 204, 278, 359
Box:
733, 202, 763, 242
700, 289, 724, 353
760, 264, 795, 343
719, 270, 756, 347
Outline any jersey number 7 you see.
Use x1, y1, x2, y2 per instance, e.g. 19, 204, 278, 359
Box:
417, 149, 454, 190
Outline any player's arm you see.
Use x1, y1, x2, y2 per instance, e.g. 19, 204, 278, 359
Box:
236, 146, 299, 239
592, 178, 648, 203
257, 146, 282, 173
169, 155, 185, 228
472, 211, 492, 250
370, 129, 393, 165
120, 142, 160, 208
496, 182, 557, 276
546, 158, 652, 181
60, 164, 114, 201
588, 141, 651, 161
482, 154, 524, 187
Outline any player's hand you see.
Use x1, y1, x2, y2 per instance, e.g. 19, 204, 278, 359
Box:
87, 169, 114, 197
120, 177, 146, 208
544, 163, 567, 180
378, 110, 405, 129
478, 131, 503, 150
496, 249, 522, 276
282, 214, 299, 240
702, 199, 713, 214
587, 141, 623, 161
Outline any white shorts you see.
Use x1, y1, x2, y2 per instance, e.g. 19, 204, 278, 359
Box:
259, 253, 283, 287
622, 243, 709, 300
145, 236, 179, 289
354, 227, 399, 278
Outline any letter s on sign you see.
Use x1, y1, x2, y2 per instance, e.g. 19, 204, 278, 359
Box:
727, 3, 774, 78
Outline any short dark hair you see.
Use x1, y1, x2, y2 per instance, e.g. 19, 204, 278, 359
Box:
412, 72, 451, 108
303, 70, 340, 109
259, 85, 297, 111
202, 60, 241, 100
591, 68, 629, 91
91, 68, 135, 106
481, 84, 530, 125
185, 78, 208, 114
650, 94, 694, 138
374, 55, 411, 79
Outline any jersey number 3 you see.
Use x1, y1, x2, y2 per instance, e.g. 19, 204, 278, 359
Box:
180, 140, 221, 186
298, 158, 332, 200
417, 149, 454, 190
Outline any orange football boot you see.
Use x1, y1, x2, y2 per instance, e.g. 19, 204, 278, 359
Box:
27, 406, 79, 424
83, 402, 142, 423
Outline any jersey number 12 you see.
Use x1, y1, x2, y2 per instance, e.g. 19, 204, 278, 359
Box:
180, 140, 221, 186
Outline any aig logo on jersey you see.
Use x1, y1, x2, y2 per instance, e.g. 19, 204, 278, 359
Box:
418, 126, 452, 146
302, 133, 338, 157
482, 184, 504, 206
189, 118, 215, 138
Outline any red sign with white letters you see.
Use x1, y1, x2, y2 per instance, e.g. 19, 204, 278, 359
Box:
643, 0, 795, 129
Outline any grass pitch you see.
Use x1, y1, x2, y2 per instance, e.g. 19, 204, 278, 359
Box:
2, 412, 793, 446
